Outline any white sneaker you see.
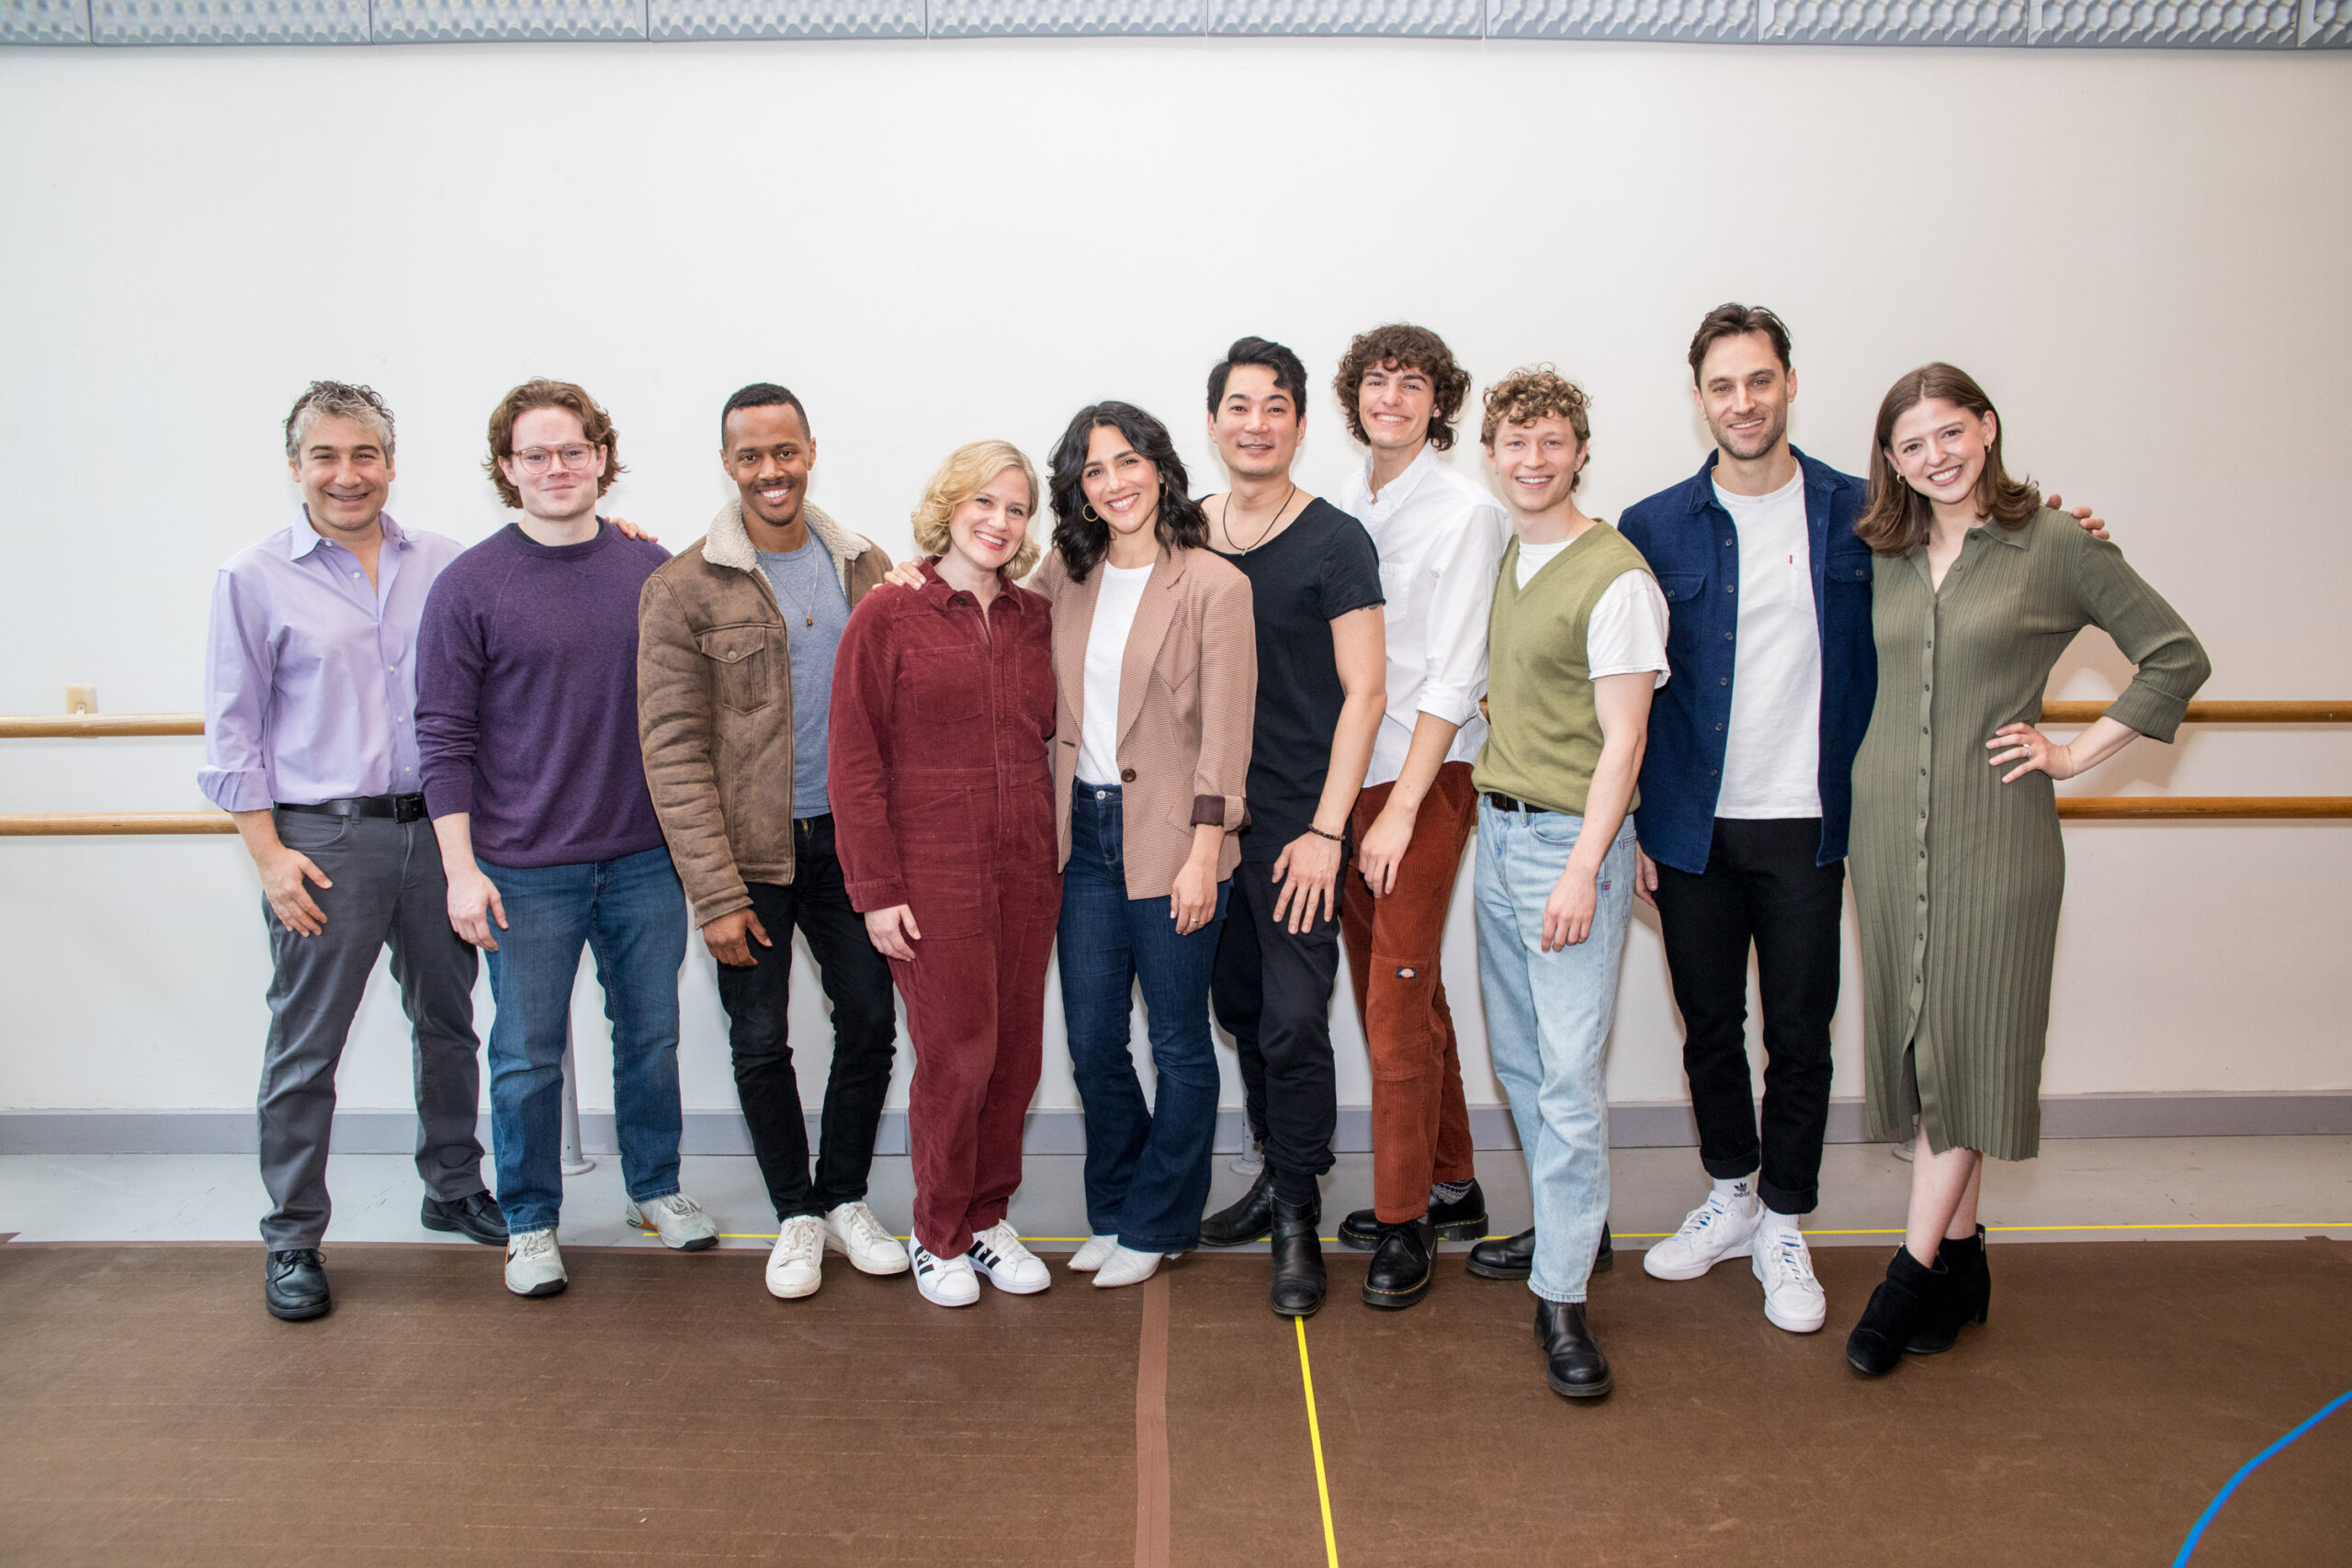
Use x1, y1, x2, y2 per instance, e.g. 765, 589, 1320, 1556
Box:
505, 1227, 567, 1297
966, 1221, 1051, 1294
1643, 1186, 1763, 1280
824, 1201, 910, 1276
1091, 1244, 1162, 1290
1069, 1235, 1119, 1273
910, 1240, 979, 1307
1751, 1223, 1827, 1334
625, 1191, 719, 1251
765, 1215, 824, 1300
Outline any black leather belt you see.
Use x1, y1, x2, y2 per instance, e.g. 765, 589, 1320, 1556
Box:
277, 793, 428, 823
1483, 791, 1556, 816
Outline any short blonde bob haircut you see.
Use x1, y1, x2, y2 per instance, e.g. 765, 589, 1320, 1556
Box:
910, 440, 1043, 581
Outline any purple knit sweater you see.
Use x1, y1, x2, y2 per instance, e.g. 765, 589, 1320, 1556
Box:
416, 521, 670, 869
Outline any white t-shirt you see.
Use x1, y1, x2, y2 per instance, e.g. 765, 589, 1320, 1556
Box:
1077, 562, 1154, 787
1712, 472, 1824, 818
1514, 538, 1672, 688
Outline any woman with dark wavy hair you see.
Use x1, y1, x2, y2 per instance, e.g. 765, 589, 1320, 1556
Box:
1842, 363, 2208, 1376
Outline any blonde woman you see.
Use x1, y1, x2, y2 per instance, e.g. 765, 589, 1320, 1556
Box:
827, 441, 1060, 1309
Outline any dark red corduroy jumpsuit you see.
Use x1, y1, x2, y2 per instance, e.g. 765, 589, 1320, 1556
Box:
827, 559, 1062, 1258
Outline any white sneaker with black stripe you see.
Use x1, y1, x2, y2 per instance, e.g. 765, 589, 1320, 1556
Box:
966, 1221, 1050, 1294
910, 1239, 979, 1308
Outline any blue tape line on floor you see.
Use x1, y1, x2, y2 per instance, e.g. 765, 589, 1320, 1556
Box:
2172, 1386, 2352, 1565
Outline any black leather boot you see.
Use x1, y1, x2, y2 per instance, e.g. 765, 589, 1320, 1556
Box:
1340, 1180, 1489, 1250
1464, 1224, 1611, 1281
264, 1248, 332, 1322
1268, 1195, 1326, 1318
1200, 1168, 1274, 1247
1361, 1217, 1435, 1310
1905, 1225, 1989, 1355
1534, 1299, 1611, 1399
1845, 1245, 1947, 1376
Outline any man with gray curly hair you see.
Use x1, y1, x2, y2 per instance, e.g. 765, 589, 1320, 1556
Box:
201, 380, 508, 1324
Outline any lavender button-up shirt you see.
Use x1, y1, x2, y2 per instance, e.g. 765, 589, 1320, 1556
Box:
198, 511, 467, 812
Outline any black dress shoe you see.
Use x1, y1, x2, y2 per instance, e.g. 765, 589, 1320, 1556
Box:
265, 1248, 331, 1322
1201, 1168, 1274, 1247
1362, 1217, 1435, 1310
421, 1190, 510, 1247
1464, 1224, 1612, 1281
1846, 1246, 1947, 1376
1905, 1225, 1989, 1355
1268, 1194, 1326, 1318
1339, 1180, 1490, 1250
1533, 1299, 1611, 1399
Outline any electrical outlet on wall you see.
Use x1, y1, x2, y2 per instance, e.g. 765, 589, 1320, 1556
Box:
66, 684, 96, 715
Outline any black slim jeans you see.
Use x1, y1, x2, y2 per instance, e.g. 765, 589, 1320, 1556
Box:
1211, 856, 1346, 1207
714, 815, 899, 1221
1651, 817, 1843, 1216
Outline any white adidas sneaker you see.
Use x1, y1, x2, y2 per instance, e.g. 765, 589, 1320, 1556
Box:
910, 1240, 979, 1307
966, 1221, 1051, 1294
1751, 1222, 1827, 1334
823, 1201, 910, 1276
1643, 1184, 1764, 1280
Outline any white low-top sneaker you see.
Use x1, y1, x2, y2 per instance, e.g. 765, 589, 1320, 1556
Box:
766, 1215, 824, 1300
626, 1191, 719, 1252
966, 1221, 1051, 1294
505, 1227, 567, 1298
1751, 1224, 1827, 1334
1091, 1244, 1162, 1290
910, 1240, 979, 1307
1068, 1235, 1119, 1273
1643, 1187, 1764, 1280
823, 1201, 910, 1276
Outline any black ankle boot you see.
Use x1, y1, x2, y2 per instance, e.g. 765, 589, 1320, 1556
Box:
1533, 1299, 1612, 1399
1905, 1225, 1989, 1355
1845, 1246, 1947, 1376
1362, 1217, 1435, 1310
1464, 1223, 1611, 1281
1268, 1194, 1326, 1318
1340, 1181, 1490, 1250
1201, 1168, 1274, 1247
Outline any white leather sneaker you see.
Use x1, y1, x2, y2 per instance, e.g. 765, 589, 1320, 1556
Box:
766, 1215, 824, 1300
1643, 1184, 1763, 1280
910, 1240, 979, 1307
1091, 1244, 1162, 1290
626, 1191, 719, 1252
1751, 1223, 1827, 1333
966, 1221, 1050, 1294
1069, 1235, 1118, 1273
823, 1201, 910, 1276
504, 1227, 567, 1298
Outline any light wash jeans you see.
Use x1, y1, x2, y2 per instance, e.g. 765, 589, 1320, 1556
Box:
1474, 800, 1637, 1303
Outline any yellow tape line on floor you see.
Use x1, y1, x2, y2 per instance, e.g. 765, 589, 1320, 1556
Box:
1295, 1317, 1340, 1568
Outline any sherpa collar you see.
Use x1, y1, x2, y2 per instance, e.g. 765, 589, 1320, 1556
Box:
703, 496, 871, 592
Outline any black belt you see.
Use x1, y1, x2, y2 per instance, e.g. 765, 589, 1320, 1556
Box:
277, 793, 428, 824
1483, 792, 1557, 817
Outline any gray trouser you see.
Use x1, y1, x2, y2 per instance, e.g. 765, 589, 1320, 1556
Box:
258, 809, 485, 1250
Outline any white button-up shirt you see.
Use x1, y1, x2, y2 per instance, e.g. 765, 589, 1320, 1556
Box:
1340, 443, 1510, 789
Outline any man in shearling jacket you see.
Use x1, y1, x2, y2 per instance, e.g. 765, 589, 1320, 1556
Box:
637, 382, 904, 1300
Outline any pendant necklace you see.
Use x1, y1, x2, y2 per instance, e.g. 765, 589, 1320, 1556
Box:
1226, 482, 1297, 554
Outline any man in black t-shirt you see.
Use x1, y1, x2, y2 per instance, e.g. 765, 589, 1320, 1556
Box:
1193, 336, 1388, 1320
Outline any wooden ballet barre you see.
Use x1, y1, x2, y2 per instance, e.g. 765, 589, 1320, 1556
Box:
2055, 797, 2352, 819
0, 714, 206, 739
2039, 700, 2348, 725
0, 813, 238, 835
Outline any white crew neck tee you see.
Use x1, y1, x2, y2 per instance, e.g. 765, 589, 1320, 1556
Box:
1711, 470, 1824, 818
1077, 561, 1154, 787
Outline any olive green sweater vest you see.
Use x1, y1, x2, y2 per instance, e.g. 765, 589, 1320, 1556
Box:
1472, 522, 1655, 819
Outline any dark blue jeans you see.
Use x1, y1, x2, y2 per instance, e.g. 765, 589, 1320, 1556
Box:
481, 844, 689, 1235
1059, 784, 1228, 1253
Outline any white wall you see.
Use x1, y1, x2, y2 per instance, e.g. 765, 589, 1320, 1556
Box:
2, 39, 2346, 1123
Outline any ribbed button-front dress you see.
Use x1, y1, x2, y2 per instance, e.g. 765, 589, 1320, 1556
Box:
1851, 507, 2209, 1160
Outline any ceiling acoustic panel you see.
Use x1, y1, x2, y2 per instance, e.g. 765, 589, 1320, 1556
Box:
88, 0, 367, 39
2306, 0, 2348, 41
1769, 0, 2026, 41
647, 0, 920, 33
1208, 0, 1482, 34
2, 0, 94, 39
928, 0, 1204, 33
1487, 0, 1756, 40
2033, 0, 2301, 44
371, 0, 646, 39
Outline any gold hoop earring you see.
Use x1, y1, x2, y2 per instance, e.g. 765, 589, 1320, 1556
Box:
1082, 503, 1102, 524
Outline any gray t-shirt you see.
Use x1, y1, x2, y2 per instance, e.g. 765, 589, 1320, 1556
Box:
755, 537, 852, 818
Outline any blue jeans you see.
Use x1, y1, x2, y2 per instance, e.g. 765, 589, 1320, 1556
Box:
1474, 801, 1637, 1303
1059, 784, 1229, 1253
481, 844, 689, 1235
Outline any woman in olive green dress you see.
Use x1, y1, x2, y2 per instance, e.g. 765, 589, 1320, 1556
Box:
1843, 363, 2209, 1377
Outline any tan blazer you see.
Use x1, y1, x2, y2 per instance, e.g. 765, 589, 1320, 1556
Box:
1035, 543, 1256, 900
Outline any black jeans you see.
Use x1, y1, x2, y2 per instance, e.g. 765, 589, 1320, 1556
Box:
1651, 818, 1843, 1215
1211, 856, 1346, 1207
714, 815, 899, 1220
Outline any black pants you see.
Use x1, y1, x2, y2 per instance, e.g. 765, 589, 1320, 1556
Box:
1651, 818, 1843, 1215
1211, 856, 1346, 1206
714, 815, 899, 1220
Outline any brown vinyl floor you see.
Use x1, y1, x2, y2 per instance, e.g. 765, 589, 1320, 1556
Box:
1, 1239, 2346, 1566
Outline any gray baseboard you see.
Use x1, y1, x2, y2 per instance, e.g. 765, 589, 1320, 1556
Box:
4, 1092, 2346, 1156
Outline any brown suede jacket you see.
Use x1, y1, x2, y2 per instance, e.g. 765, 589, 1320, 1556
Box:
638, 499, 891, 926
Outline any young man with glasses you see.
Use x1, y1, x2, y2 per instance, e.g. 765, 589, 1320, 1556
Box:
419, 378, 716, 1299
